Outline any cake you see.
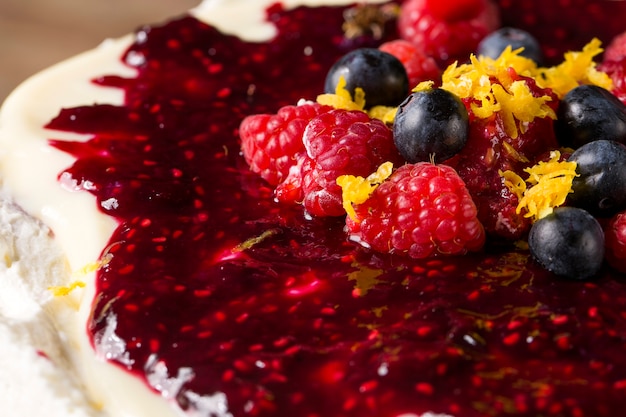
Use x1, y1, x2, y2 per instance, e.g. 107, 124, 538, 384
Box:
2, 0, 626, 416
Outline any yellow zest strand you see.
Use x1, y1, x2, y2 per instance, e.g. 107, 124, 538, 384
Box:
317, 76, 398, 124
317, 76, 366, 111
337, 162, 394, 221
412, 80, 435, 93
49, 281, 86, 297
537, 38, 613, 98
441, 39, 612, 139
500, 151, 578, 221
367, 105, 397, 124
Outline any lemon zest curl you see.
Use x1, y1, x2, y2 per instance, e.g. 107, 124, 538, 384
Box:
317, 75, 366, 111
500, 151, 578, 221
337, 162, 394, 221
316, 76, 398, 123
49, 280, 86, 297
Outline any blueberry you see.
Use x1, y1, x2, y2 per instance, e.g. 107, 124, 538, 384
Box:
393, 88, 469, 163
528, 207, 604, 280
554, 84, 626, 149
567, 139, 626, 217
477, 27, 543, 64
324, 48, 409, 108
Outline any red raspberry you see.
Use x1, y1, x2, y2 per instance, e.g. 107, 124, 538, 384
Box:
277, 109, 403, 217
379, 39, 442, 88
604, 211, 626, 274
346, 163, 485, 258
239, 102, 331, 185
605, 31, 626, 63
598, 59, 626, 106
446, 72, 559, 239
397, 0, 500, 66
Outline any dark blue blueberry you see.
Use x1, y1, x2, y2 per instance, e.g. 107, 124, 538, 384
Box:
392, 88, 469, 163
554, 84, 626, 149
528, 207, 604, 281
477, 27, 543, 64
324, 48, 409, 108
567, 139, 626, 217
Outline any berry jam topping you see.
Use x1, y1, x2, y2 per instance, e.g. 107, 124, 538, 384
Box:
41, 1, 626, 416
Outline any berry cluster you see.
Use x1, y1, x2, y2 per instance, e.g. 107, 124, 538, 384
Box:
240, 0, 626, 281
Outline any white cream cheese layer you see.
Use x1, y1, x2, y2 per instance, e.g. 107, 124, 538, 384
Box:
0, 1, 384, 417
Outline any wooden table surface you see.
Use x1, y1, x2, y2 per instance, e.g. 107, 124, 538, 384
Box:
0, 0, 198, 102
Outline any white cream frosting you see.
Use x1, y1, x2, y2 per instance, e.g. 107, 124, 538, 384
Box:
0, 1, 386, 417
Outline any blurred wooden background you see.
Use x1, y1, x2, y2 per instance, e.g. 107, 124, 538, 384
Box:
0, 0, 198, 102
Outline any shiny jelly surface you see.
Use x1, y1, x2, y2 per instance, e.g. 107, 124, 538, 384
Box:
46, 3, 626, 417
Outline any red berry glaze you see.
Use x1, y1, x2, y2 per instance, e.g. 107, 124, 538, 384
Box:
277, 109, 403, 217
398, 0, 500, 65
347, 163, 485, 258
604, 211, 626, 273
378, 39, 441, 88
240, 102, 331, 186
38, 2, 626, 417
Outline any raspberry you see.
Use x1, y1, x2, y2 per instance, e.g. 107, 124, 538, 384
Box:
604, 31, 626, 63
446, 72, 559, 239
276, 109, 403, 217
604, 211, 626, 274
239, 102, 331, 185
397, 0, 500, 66
346, 163, 485, 259
597, 33, 626, 107
598, 59, 626, 106
378, 39, 441, 88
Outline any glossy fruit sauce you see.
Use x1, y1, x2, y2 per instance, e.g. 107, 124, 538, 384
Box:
45, 2, 626, 417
